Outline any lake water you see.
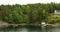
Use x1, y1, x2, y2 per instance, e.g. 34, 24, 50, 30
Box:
0, 26, 60, 32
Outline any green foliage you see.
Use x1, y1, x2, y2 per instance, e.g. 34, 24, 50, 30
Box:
0, 3, 60, 24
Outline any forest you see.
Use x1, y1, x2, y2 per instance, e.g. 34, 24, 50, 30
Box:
0, 3, 60, 24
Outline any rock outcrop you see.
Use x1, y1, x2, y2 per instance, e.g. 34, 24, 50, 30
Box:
0, 21, 9, 28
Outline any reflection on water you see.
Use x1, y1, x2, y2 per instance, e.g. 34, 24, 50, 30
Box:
0, 27, 15, 32
0, 26, 60, 32
47, 27, 60, 32
0, 26, 41, 32
15, 26, 41, 32
16, 27, 28, 32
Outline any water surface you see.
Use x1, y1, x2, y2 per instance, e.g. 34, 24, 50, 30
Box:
0, 26, 60, 32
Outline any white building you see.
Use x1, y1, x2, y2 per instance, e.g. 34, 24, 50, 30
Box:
54, 10, 60, 14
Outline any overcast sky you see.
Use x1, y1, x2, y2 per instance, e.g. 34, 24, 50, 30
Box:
0, 0, 60, 5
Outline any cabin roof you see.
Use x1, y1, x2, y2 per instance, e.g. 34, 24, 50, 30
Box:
51, 10, 60, 15
55, 10, 60, 12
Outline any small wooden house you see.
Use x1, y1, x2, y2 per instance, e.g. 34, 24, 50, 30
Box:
51, 10, 60, 17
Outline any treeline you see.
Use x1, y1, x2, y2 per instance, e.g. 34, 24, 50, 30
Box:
0, 3, 60, 24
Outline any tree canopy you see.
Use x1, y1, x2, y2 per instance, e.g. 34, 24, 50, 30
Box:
0, 3, 60, 24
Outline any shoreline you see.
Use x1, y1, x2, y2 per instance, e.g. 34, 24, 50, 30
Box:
8, 23, 60, 27
9, 24, 41, 27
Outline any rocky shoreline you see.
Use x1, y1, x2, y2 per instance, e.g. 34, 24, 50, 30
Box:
0, 22, 60, 28
9, 23, 60, 27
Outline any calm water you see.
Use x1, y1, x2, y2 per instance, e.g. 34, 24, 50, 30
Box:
0, 26, 60, 32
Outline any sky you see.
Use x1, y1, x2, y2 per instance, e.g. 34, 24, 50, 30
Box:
0, 0, 60, 5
